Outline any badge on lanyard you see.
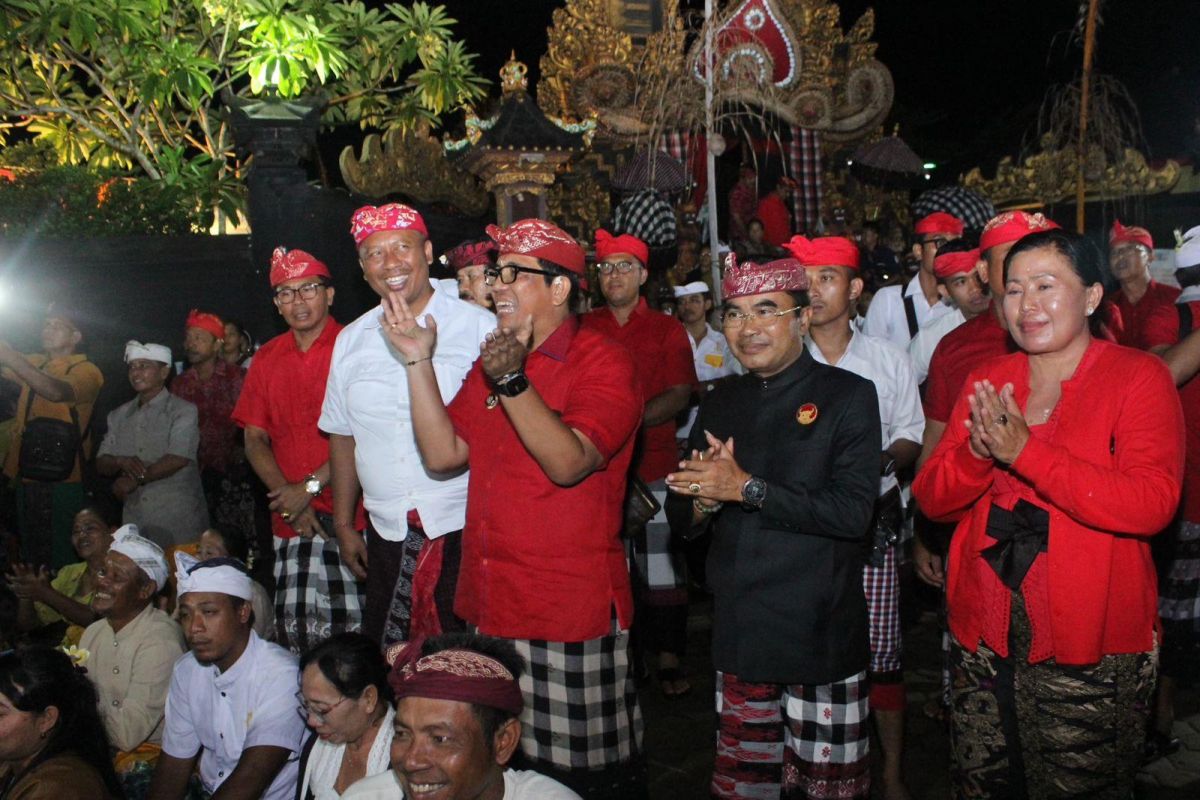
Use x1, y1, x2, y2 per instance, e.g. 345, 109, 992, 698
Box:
485, 393, 499, 410
796, 403, 818, 426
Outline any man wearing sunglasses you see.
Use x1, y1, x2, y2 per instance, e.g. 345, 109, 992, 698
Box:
383, 218, 645, 798
234, 247, 365, 654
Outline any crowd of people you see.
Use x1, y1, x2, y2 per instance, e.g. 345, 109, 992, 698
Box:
1, 192, 1199, 800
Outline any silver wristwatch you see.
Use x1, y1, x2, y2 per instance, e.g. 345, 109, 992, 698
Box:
303, 474, 323, 496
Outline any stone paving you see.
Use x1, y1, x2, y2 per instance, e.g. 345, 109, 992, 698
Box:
641, 592, 1200, 799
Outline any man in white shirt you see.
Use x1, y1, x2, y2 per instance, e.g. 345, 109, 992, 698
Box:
790, 235, 924, 800
148, 554, 306, 800
863, 212, 964, 348
319, 204, 494, 648
673, 281, 741, 441
907, 242, 990, 384
344, 633, 581, 800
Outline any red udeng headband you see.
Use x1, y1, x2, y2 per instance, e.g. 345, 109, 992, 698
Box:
721, 253, 810, 300
186, 309, 225, 340
594, 229, 649, 266
386, 640, 524, 716
782, 235, 861, 270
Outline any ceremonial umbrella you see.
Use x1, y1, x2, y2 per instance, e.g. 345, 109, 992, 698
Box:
912, 186, 998, 231
612, 150, 689, 193
849, 135, 925, 176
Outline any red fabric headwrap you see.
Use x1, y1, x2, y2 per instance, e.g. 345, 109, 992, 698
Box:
185, 309, 225, 340
487, 219, 587, 286
445, 240, 495, 272
269, 247, 331, 287
933, 248, 982, 279
385, 639, 525, 717
979, 211, 1060, 253
350, 203, 428, 246
914, 212, 965, 238
782, 235, 861, 270
721, 253, 810, 300
594, 229, 649, 266
1110, 219, 1153, 251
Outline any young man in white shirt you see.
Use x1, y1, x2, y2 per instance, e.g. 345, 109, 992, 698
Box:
907, 242, 990, 385
319, 204, 495, 648
790, 235, 924, 800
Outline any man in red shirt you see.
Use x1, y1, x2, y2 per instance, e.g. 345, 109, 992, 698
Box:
755, 176, 796, 247
583, 229, 698, 697
232, 247, 364, 654
1108, 220, 1180, 352
383, 218, 645, 798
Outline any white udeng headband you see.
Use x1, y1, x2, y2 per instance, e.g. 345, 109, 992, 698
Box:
174, 551, 253, 601
124, 340, 172, 365
673, 281, 710, 298
108, 524, 168, 591
1177, 225, 1200, 270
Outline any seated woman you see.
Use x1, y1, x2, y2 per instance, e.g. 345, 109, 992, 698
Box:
0, 645, 123, 798
196, 527, 275, 641
297, 633, 396, 799
10, 504, 115, 646
913, 229, 1184, 798
79, 524, 184, 799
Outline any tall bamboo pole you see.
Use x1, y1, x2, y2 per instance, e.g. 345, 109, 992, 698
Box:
705, 0, 722, 302
1075, 0, 1100, 233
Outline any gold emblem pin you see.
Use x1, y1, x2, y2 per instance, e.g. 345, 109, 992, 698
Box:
796, 403, 818, 426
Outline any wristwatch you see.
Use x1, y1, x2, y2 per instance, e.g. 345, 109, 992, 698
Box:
492, 370, 530, 398
881, 456, 897, 477
741, 476, 767, 511
303, 474, 323, 496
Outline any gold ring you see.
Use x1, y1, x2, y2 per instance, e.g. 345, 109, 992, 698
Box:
688, 482, 701, 495
280, 511, 291, 521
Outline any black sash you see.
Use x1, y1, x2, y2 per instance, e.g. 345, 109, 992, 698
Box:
982, 499, 1049, 590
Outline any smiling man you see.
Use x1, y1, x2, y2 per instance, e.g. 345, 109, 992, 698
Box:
148, 553, 305, 800
664, 254, 880, 800
320, 204, 495, 650
386, 218, 644, 798
234, 246, 364, 654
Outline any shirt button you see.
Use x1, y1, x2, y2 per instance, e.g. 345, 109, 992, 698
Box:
221, 691, 227, 697
112, 667, 120, 675
218, 771, 224, 778
111, 699, 120, 707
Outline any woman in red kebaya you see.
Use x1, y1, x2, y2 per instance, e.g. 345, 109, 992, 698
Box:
913, 228, 1184, 799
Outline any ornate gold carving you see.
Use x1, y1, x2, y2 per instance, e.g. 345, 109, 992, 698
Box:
539, 0, 636, 121
962, 136, 1182, 208
338, 122, 489, 216
546, 153, 613, 239
500, 52, 529, 95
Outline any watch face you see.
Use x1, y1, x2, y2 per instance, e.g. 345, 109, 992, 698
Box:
305, 478, 321, 494
743, 477, 766, 505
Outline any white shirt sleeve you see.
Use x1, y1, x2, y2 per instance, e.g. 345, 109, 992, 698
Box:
318, 330, 352, 436
862, 285, 909, 349
242, 655, 306, 753
886, 349, 925, 448
161, 657, 202, 759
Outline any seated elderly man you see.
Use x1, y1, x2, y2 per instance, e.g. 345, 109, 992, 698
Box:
78, 524, 185, 797
344, 633, 580, 800
146, 553, 305, 800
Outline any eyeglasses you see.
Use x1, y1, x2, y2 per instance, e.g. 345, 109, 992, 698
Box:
920, 236, 954, 249
720, 306, 803, 328
483, 264, 555, 286
596, 260, 638, 275
274, 282, 328, 304
295, 691, 348, 725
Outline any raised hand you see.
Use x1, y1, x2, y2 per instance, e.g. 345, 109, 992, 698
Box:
481, 316, 533, 380
381, 291, 437, 361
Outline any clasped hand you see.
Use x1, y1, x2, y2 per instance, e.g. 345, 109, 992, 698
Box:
481, 316, 534, 381
665, 431, 750, 504
964, 380, 1029, 465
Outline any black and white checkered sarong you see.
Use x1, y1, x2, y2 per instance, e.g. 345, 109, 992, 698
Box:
273, 525, 364, 655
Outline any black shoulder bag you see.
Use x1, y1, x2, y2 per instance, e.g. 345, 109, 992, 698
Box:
16, 362, 89, 482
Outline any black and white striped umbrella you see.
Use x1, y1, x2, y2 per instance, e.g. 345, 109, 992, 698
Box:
612, 150, 688, 193
912, 186, 998, 231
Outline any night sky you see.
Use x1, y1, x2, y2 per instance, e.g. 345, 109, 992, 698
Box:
436, 0, 1200, 184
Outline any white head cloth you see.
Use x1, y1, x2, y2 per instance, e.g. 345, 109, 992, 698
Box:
175, 551, 254, 601
673, 281, 710, 298
108, 524, 168, 591
1177, 225, 1200, 270
124, 340, 172, 365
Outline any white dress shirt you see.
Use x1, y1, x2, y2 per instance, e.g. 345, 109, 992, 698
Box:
677, 324, 742, 439
907, 307, 967, 385
863, 275, 955, 348
807, 328, 925, 497
319, 280, 495, 540
162, 631, 306, 800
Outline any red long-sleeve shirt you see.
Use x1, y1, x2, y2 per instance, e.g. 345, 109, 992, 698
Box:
914, 339, 1183, 664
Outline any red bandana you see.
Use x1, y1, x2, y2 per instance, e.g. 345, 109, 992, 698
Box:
979, 211, 1060, 253
350, 203, 428, 246
185, 309, 225, 340
782, 235, 861, 270
487, 219, 586, 282
445, 240, 495, 272
594, 229, 649, 267
269, 247, 331, 287
933, 248, 982, 279
386, 639, 524, 716
721, 253, 810, 300
914, 212, 965, 238
1110, 219, 1153, 251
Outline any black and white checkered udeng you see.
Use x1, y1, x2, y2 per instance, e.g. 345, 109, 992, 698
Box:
273, 533, 364, 655
612, 189, 677, 248
509, 624, 643, 771
912, 186, 998, 232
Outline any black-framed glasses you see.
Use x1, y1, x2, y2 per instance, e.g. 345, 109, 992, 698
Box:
596, 260, 638, 275
295, 691, 348, 725
274, 282, 328, 304
483, 264, 555, 286
720, 306, 803, 328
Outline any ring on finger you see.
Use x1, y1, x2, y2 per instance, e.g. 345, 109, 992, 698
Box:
998, 413, 1009, 426
688, 482, 702, 495
280, 511, 292, 521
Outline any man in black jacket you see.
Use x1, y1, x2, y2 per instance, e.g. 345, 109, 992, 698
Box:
666, 254, 880, 800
